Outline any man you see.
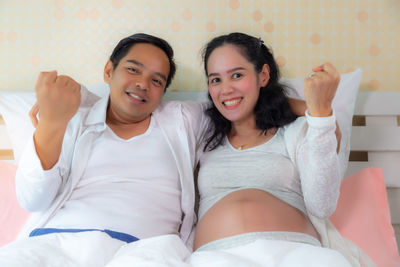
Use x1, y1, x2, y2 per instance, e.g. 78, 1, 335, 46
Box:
0, 33, 207, 266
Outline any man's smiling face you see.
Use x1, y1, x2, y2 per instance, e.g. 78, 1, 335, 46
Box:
104, 43, 170, 124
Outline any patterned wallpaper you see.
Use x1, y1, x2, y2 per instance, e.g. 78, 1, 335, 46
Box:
0, 0, 399, 92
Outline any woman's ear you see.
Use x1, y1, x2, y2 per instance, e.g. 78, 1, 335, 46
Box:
259, 64, 270, 87
103, 60, 114, 84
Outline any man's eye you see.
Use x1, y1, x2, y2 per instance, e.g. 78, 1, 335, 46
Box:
153, 79, 162, 86
127, 67, 138, 73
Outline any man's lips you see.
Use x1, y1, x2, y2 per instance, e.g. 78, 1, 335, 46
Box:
126, 91, 147, 102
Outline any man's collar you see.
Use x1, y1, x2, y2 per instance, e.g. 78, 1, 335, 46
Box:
84, 91, 109, 129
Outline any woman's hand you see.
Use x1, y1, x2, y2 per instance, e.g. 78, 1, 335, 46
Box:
304, 63, 340, 117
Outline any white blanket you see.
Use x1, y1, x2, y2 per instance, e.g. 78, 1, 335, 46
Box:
106, 235, 352, 267
0, 232, 353, 267
0, 231, 124, 267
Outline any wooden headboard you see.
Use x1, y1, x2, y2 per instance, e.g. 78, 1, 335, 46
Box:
0, 115, 14, 161
345, 92, 400, 252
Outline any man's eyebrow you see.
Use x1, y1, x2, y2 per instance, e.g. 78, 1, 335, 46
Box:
126, 59, 167, 82
126, 59, 144, 68
154, 72, 167, 82
207, 67, 246, 78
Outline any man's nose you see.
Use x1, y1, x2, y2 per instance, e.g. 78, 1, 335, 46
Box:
135, 78, 149, 91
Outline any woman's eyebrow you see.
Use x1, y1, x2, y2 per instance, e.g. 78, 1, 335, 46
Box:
208, 67, 245, 78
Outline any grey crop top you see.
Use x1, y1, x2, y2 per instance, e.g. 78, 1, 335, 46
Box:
197, 113, 341, 220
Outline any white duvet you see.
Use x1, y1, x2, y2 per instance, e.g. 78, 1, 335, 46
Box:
0, 232, 352, 267
106, 234, 352, 267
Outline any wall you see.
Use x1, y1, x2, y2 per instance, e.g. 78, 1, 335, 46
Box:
0, 0, 399, 92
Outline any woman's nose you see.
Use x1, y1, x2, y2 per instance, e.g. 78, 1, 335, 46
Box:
221, 81, 234, 95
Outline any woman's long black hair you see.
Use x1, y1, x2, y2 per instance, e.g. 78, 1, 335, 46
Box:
203, 32, 297, 151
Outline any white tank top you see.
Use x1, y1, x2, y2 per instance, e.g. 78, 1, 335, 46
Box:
46, 118, 182, 239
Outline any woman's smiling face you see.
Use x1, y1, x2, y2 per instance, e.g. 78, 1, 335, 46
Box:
207, 44, 268, 125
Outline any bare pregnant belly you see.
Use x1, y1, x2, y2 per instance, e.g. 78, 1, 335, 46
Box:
193, 189, 319, 250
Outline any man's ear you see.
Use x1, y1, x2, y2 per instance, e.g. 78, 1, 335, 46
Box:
259, 64, 270, 87
104, 60, 114, 84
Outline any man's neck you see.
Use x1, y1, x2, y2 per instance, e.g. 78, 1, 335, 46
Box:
106, 115, 151, 140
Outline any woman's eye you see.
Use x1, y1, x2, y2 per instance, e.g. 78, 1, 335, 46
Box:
210, 77, 220, 84
232, 73, 242, 79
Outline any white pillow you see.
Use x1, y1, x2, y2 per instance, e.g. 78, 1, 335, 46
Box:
0, 83, 109, 163
281, 68, 363, 175
0, 92, 36, 163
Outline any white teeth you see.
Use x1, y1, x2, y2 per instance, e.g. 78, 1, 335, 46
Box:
128, 92, 145, 102
223, 99, 241, 106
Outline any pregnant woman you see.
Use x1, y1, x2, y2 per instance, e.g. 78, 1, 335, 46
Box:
192, 32, 353, 266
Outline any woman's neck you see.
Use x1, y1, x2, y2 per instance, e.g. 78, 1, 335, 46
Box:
230, 117, 259, 137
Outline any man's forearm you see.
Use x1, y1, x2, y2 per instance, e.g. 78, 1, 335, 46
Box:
288, 98, 307, 116
34, 120, 68, 170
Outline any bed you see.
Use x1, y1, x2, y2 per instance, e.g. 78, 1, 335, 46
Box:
0, 81, 399, 266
